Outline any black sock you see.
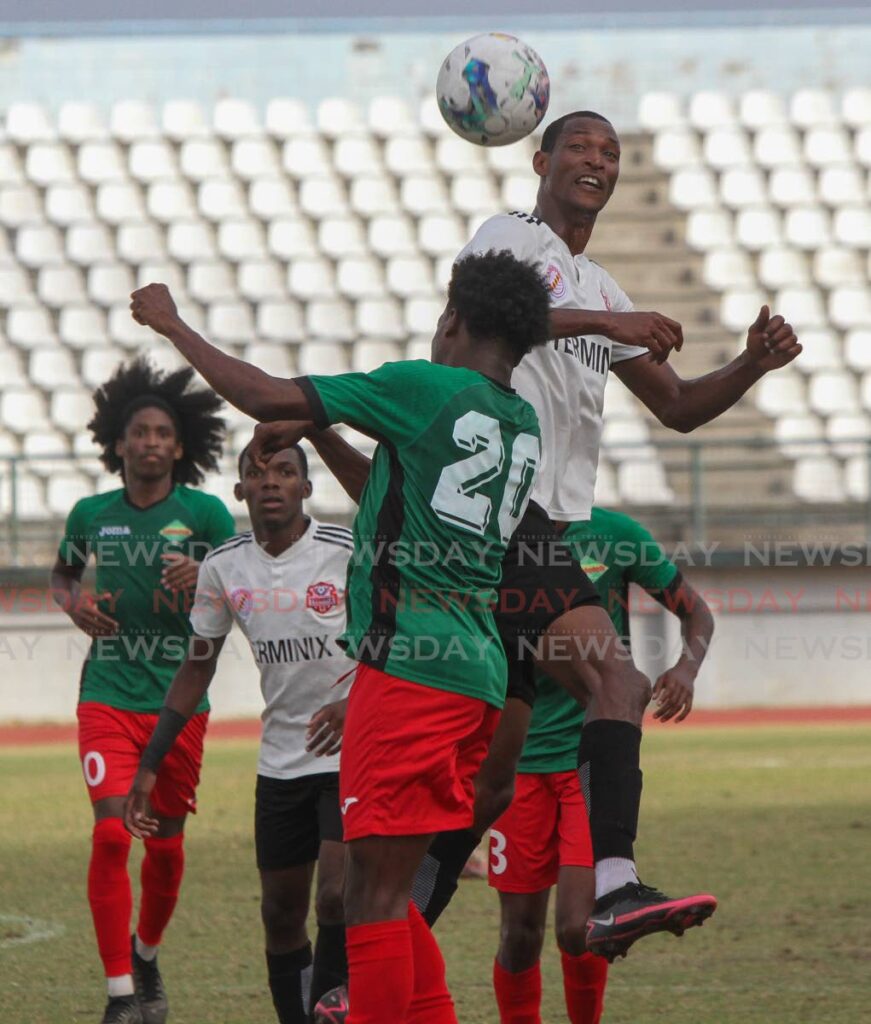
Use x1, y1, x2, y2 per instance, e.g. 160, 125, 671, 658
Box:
266, 943, 313, 1024
577, 720, 643, 863
309, 922, 347, 1013
410, 827, 481, 927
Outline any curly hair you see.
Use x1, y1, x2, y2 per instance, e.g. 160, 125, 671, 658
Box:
540, 110, 613, 153
88, 356, 227, 485
448, 250, 551, 363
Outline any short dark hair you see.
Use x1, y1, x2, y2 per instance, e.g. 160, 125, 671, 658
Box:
448, 250, 551, 363
540, 110, 613, 153
237, 441, 308, 480
88, 356, 225, 485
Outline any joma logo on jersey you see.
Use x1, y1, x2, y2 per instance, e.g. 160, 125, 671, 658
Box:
306, 582, 339, 614
581, 559, 608, 582
159, 519, 193, 543
98, 525, 132, 537
545, 262, 567, 299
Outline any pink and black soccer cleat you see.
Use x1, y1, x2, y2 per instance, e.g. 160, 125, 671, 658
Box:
312, 984, 349, 1023
585, 882, 717, 962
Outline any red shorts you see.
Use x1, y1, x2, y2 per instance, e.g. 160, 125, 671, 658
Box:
339, 664, 500, 841
77, 702, 208, 819
488, 769, 593, 893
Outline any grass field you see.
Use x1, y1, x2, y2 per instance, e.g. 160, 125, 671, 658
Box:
2, 724, 870, 1024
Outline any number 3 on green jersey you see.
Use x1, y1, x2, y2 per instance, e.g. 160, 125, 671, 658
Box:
431, 410, 540, 541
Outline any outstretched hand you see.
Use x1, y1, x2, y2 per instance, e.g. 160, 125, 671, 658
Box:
249, 420, 313, 468
745, 305, 801, 372
651, 664, 695, 723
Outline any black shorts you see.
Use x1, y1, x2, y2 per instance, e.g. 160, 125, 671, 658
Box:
255, 771, 343, 872
496, 501, 602, 707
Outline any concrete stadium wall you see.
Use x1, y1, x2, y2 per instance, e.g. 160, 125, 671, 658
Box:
2, 561, 870, 723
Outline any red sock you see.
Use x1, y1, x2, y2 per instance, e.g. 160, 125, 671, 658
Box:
493, 959, 541, 1024
346, 919, 413, 1024
88, 818, 133, 977
406, 903, 457, 1024
561, 950, 608, 1024
137, 834, 185, 947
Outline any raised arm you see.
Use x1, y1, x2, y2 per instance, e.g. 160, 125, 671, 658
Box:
613, 305, 800, 433
130, 284, 311, 422
549, 308, 684, 363
649, 576, 714, 722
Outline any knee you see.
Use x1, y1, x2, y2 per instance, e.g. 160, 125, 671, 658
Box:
315, 880, 344, 925
597, 663, 652, 721
261, 891, 307, 947
555, 920, 588, 957
92, 817, 132, 858
498, 917, 546, 972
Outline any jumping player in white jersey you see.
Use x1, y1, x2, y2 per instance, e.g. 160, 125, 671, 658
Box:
125, 439, 355, 1023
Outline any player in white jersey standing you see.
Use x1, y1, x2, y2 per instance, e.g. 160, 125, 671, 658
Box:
124, 439, 354, 1024
414, 110, 801, 960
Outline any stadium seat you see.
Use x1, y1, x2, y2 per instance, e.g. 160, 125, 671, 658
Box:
167, 221, 218, 262
129, 141, 179, 182
783, 206, 831, 249
754, 126, 803, 169
206, 301, 255, 344
214, 98, 261, 139
617, 460, 675, 505
592, 458, 618, 506
67, 223, 116, 266
833, 206, 871, 247
265, 98, 312, 138
58, 306, 109, 350
704, 128, 752, 169
299, 177, 348, 218
368, 214, 419, 258
218, 219, 268, 261
296, 342, 351, 379
842, 87, 871, 128
450, 174, 500, 217
242, 343, 294, 377
827, 413, 871, 457
256, 300, 305, 342
147, 180, 198, 223
809, 371, 859, 415
117, 222, 167, 264
308, 464, 355, 515
80, 348, 124, 389
78, 141, 129, 185
845, 455, 870, 500
651, 128, 701, 170
110, 101, 160, 142
46, 472, 95, 516
768, 166, 817, 208
58, 101, 108, 142
0, 264, 34, 304
792, 455, 845, 502
738, 90, 787, 129
804, 127, 853, 168
668, 167, 718, 210
3, 470, 47, 520
384, 135, 435, 176
52, 387, 95, 433
404, 297, 443, 335
719, 167, 767, 209
702, 248, 754, 290
405, 336, 432, 361
29, 346, 77, 390
369, 96, 417, 138
282, 136, 332, 178
352, 339, 401, 371
334, 137, 383, 177
817, 165, 865, 206
418, 214, 466, 256
249, 177, 298, 220
721, 287, 767, 332
136, 260, 187, 295
0, 183, 44, 227
25, 143, 76, 186
789, 89, 836, 128
188, 261, 237, 303
755, 372, 806, 416
15, 224, 64, 268
828, 285, 871, 329
638, 92, 684, 131
0, 144, 24, 185
288, 257, 337, 299
109, 303, 152, 349
685, 208, 734, 250
434, 256, 453, 291
45, 183, 95, 226
501, 174, 538, 212
319, 216, 368, 258
199, 179, 248, 221
600, 418, 653, 461
862, 372, 871, 413
237, 260, 286, 301
735, 207, 783, 251
96, 182, 147, 224
486, 139, 535, 175
306, 300, 355, 340
386, 256, 435, 297
7, 303, 59, 349
688, 91, 736, 130
813, 246, 865, 287
5, 102, 56, 143
401, 174, 450, 216
38, 265, 87, 307
232, 138, 282, 180
790, 328, 840, 374
435, 136, 487, 175
774, 414, 827, 459
316, 98, 363, 139
350, 176, 400, 217
419, 96, 451, 138
0, 386, 48, 431
88, 264, 136, 307
23, 429, 72, 477
162, 100, 210, 141
774, 286, 826, 327
336, 257, 385, 299
268, 217, 317, 260
844, 328, 871, 372
147, 346, 187, 375
179, 139, 231, 181
355, 298, 405, 340
756, 246, 810, 289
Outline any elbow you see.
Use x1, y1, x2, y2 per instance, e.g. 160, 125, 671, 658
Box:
658, 407, 696, 434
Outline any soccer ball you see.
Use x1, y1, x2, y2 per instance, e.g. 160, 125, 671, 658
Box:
436, 32, 550, 147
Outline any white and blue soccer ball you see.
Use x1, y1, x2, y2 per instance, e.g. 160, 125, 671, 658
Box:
436, 32, 550, 147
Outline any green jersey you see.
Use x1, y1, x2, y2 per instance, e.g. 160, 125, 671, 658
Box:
301, 360, 541, 708
58, 484, 236, 713
518, 507, 679, 773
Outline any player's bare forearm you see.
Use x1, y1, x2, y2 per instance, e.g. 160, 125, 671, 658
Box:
549, 308, 684, 361
673, 589, 714, 674
549, 308, 614, 339
49, 557, 81, 611
308, 428, 372, 504
163, 635, 225, 718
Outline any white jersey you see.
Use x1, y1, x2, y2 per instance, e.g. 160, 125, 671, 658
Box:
190, 518, 355, 780
459, 211, 647, 521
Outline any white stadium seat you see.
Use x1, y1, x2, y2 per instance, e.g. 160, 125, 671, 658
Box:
783, 206, 831, 250
719, 167, 767, 209
828, 285, 871, 330
268, 217, 317, 260
405, 336, 432, 361
88, 264, 136, 307
162, 100, 210, 141
618, 461, 675, 505
0, 264, 34, 304
0, 143, 25, 185
58, 101, 108, 142
355, 298, 404, 340
334, 137, 383, 177
147, 181, 198, 223
735, 207, 782, 251
804, 128, 853, 168
30, 346, 78, 390
703, 128, 752, 170
242, 343, 294, 377
58, 306, 109, 350
265, 98, 312, 138
47, 472, 95, 516
739, 90, 787, 129
0, 386, 48, 430
249, 178, 298, 220
404, 297, 442, 335
96, 182, 147, 225
51, 388, 94, 433
232, 138, 282, 180
757, 247, 810, 289
450, 174, 500, 217
67, 223, 116, 266
435, 136, 487, 176
418, 214, 466, 256
350, 176, 400, 217
352, 340, 401, 372
827, 413, 871, 458
833, 206, 871, 248
812, 246, 865, 287
179, 139, 231, 181
306, 300, 355, 341
16, 224, 65, 267
117, 222, 166, 264
7, 305, 58, 349
25, 143, 76, 186
336, 257, 385, 299
754, 126, 803, 169
773, 286, 826, 327
214, 98, 262, 139
110, 101, 159, 142
401, 174, 450, 216
78, 141, 129, 185
818, 165, 865, 206
37, 265, 87, 306
793, 456, 845, 503
863, 372, 871, 413
282, 136, 332, 178
308, 465, 355, 516
218, 219, 268, 261
109, 303, 153, 349
789, 89, 836, 129
0, 184, 43, 226
386, 256, 435, 298
501, 174, 538, 212
419, 96, 451, 138
688, 91, 736, 130
316, 98, 363, 139
319, 216, 368, 258
5, 102, 55, 143
128, 141, 178, 182
809, 371, 859, 415
600, 418, 654, 461
638, 92, 684, 131
288, 257, 337, 300
207, 301, 255, 344
237, 260, 287, 301
256, 300, 305, 342
685, 208, 733, 250
704, 248, 756, 291
198, 179, 248, 221
845, 456, 870, 501
188, 261, 237, 303
369, 96, 417, 138
790, 328, 840, 374
592, 458, 618, 506
368, 215, 419, 258
651, 128, 701, 170
23, 429, 71, 478
384, 135, 434, 176
297, 341, 350, 376
669, 168, 718, 210
844, 329, 871, 372
136, 261, 187, 295
756, 372, 806, 416
768, 166, 817, 208
774, 414, 827, 459
842, 87, 871, 128
45, 183, 95, 226
721, 287, 767, 332
486, 139, 535, 174
167, 221, 217, 262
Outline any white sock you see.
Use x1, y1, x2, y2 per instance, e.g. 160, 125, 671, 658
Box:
107, 975, 134, 998
595, 857, 639, 900
134, 934, 159, 962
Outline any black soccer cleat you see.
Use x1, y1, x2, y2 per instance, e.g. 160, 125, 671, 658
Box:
131, 937, 169, 1024
312, 984, 349, 1023
99, 995, 143, 1024
585, 881, 718, 962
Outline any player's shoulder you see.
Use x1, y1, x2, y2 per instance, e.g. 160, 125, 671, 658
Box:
461, 210, 548, 255
581, 254, 625, 294
203, 530, 256, 565
311, 519, 354, 553
70, 487, 125, 520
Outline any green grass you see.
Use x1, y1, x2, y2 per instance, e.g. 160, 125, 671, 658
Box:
2, 726, 870, 1023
